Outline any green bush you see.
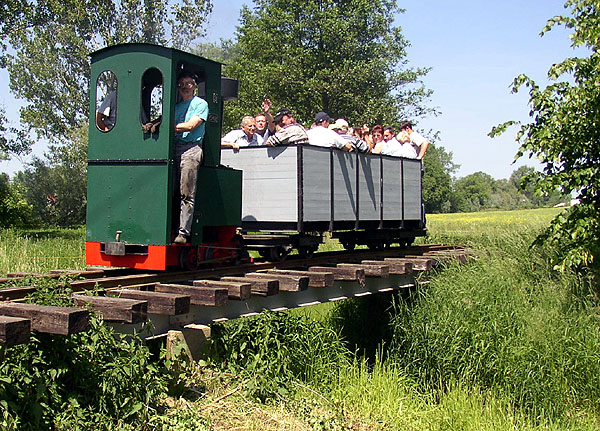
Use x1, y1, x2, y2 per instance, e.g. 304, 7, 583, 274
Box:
0, 316, 166, 430
0, 277, 167, 430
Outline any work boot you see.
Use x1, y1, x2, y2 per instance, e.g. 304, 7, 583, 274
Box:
174, 234, 188, 244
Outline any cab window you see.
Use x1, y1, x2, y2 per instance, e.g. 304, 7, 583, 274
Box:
95, 70, 117, 132
141, 68, 163, 134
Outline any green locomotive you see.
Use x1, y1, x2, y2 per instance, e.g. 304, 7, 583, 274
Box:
86, 43, 242, 270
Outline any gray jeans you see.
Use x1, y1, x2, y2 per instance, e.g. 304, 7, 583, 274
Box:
174, 143, 203, 237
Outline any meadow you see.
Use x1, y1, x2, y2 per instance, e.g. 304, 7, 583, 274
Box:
1, 207, 599, 430
0, 227, 86, 276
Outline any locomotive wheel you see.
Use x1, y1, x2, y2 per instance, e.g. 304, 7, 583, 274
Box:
179, 247, 199, 270
268, 246, 288, 262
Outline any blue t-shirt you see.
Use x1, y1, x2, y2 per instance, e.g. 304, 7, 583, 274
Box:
175, 96, 209, 144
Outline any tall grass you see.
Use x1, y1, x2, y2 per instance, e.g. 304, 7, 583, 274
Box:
200, 208, 600, 427
210, 311, 349, 402
0, 228, 86, 275
323, 358, 555, 431
391, 208, 600, 419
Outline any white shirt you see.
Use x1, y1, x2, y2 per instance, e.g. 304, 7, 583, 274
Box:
396, 130, 427, 158
222, 129, 259, 147
306, 126, 347, 149
374, 138, 418, 158
255, 129, 271, 145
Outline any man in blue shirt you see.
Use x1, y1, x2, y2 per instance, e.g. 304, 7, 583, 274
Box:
173, 71, 209, 244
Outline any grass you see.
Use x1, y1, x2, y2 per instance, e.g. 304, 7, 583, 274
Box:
0, 227, 86, 276
208, 206, 600, 429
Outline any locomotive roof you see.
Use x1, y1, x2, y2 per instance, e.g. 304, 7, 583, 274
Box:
90, 43, 223, 66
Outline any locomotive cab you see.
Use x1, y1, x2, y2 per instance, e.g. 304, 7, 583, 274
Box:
85, 43, 242, 270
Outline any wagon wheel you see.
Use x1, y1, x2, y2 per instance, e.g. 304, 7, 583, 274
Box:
342, 242, 355, 251
268, 246, 288, 262
399, 237, 415, 248
367, 241, 384, 251
179, 246, 199, 270
297, 245, 316, 259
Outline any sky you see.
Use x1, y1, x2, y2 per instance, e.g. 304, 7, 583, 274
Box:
0, 0, 583, 179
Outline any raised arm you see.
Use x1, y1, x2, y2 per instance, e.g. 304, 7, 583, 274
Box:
262, 98, 275, 133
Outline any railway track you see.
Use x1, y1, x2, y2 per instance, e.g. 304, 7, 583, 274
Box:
0, 244, 470, 346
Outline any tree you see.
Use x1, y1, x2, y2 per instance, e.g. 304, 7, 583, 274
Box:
490, 0, 600, 274
509, 165, 569, 208
193, 39, 241, 65
222, 0, 432, 131
422, 142, 458, 213
0, 105, 33, 160
1, 1, 213, 226
2, 0, 213, 144
14, 127, 88, 227
451, 172, 495, 213
488, 178, 520, 210
0, 172, 34, 228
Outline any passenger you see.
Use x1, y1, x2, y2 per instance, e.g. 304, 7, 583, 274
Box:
369, 124, 384, 152
330, 118, 369, 153
95, 90, 117, 132
221, 115, 259, 150
329, 118, 349, 134
383, 127, 397, 143
255, 98, 275, 145
395, 130, 419, 159
373, 126, 404, 157
265, 107, 309, 146
356, 124, 374, 150
173, 71, 209, 245
306, 112, 352, 151
397, 121, 430, 160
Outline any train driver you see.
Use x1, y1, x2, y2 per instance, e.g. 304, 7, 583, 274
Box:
173, 71, 209, 245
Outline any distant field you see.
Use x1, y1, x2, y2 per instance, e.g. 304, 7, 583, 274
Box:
421, 207, 564, 246
427, 207, 562, 230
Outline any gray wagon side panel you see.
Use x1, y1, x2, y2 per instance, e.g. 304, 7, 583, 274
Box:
358, 154, 380, 221
221, 147, 298, 222
382, 157, 402, 220
403, 160, 422, 220
332, 151, 357, 221
302, 146, 331, 222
